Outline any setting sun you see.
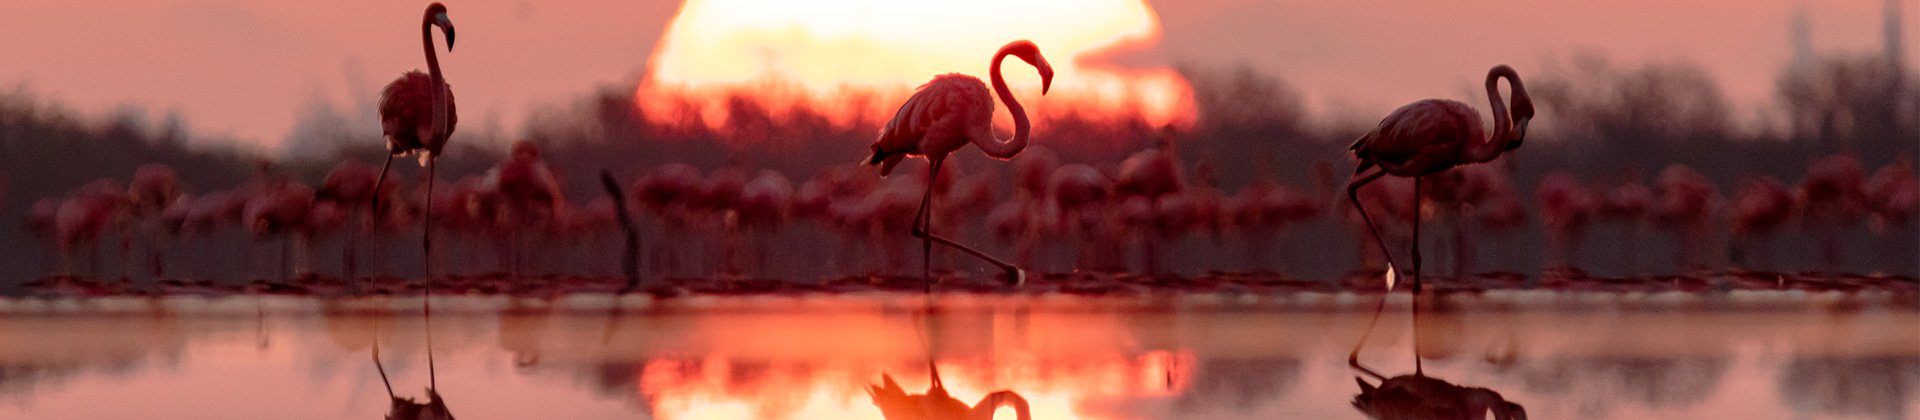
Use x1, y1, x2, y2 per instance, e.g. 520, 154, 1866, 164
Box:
639, 0, 1194, 129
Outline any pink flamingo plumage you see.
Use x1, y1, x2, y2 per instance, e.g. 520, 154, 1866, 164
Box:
1864, 158, 1917, 273
1653, 164, 1721, 272
1348, 65, 1534, 292
865, 40, 1053, 289
374, 2, 457, 286
1535, 172, 1596, 269
1598, 173, 1653, 273
1729, 176, 1795, 270
319, 159, 386, 288
1048, 163, 1113, 272
128, 164, 183, 282
1116, 137, 1184, 276
484, 141, 565, 278
633, 163, 703, 276
1796, 153, 1866, 270
243, 177, 315, 284
737, 170, 794, 275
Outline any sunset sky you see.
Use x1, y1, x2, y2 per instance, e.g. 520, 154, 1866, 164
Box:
0, 0, 1908, 153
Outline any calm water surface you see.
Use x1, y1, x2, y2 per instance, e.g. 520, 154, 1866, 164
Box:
0, 292, 1915, 419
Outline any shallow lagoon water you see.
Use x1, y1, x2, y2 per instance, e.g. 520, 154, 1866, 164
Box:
0, 291, 1915, 419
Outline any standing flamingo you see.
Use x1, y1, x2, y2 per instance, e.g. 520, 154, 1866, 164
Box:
865, 40, 1053, 288
1864, 158, 1917, 274
1116, 137, 1183, 276
1796, 153, 1866, 271
1599, 173, 1653, 275
319, 159, 384, 289
1535, 172, 1596, 269
484, 141, 565, 279
1653, 164, 1721, 272
128, 164, 183, 282
1347, 65, 1533, 292
375, 2, 457, 286
1729, 176, 1795, 270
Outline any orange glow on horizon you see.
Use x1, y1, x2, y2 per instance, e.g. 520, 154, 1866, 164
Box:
638, 0, 1195, 132
638, 352, 1194, 420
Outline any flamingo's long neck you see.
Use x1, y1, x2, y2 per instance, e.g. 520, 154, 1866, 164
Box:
1465, 67, 1521, 163
977, 45, 1030, 159
422, 20, 447, 151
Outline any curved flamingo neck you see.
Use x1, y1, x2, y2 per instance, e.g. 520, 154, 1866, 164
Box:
422, 18, 448, 147
1466, 67, 1521, 163
978, 45, 1031, 159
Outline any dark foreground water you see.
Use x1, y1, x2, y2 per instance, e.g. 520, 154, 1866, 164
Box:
0, 291, 1915, 419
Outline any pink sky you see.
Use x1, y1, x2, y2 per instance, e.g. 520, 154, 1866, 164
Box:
0, 0, 1908, 153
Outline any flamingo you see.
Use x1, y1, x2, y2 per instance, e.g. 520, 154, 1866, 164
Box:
128, 164, 183, 282
1864, 158, 1917, 274
1796, 153, 1866, 271
1227, 176, 1321, 274
736, 170, 794, 276
868, 361, 1032, 420
56, 180, 131, 280
1535, 172, 1596, 269
1653, 164, 1721, 272
1048, 163, 1113, 272
374, 2, 457, 286
699, 164, 749, 275
1599, 174, 1653, 274
243, 178, 315, 284
864, 39, 1053, 288
633, 163, 703, 277
1729, 176, 1795, 270
483, 141, 565, 279
1116, 137, 1184, 276
319, 159, 385, 288
1347, 65, 1533, 292
26, 198, 60, 276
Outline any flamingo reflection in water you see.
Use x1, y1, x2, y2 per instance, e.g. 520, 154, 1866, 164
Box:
868, 361, 1033, 420
1349, 273, 1526, 419
374, 343, 455, 420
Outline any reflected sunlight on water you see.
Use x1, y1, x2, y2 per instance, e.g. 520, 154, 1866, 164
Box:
0, 292, 1913, 419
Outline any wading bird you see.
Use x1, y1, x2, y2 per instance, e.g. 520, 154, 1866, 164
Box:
375, 2, 457, 284
869, 361, 1032, 420
865, 40, 1053, 289
1347, 65, 1533, 292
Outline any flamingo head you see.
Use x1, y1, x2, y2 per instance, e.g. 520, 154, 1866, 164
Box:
1507, 91, 1533, 150
1003, 40, 1053, 94
426, 3, 456, 51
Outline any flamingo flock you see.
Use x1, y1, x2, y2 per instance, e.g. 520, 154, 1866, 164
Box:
15, 5, 1919, 297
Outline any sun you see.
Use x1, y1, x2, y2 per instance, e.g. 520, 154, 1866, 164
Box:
638, 0, 1194, 130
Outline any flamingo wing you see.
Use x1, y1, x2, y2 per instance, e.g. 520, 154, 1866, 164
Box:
379, 71, 459, 156
869, 74, 991, 176
1353, 99, 1480, 176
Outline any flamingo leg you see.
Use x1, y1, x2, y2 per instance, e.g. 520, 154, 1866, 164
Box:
914, 160, 939, 291
373, 343, 396, 399
1412, 176, 1422, 293
1347, 269, 1392, 383
911, 160, 1025, 287
1346, 169, 1399, 279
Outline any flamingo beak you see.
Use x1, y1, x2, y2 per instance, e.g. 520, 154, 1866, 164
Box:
435, 13, 456, 50
1040, 65, 1054, 95
1507, 117, 1530, 150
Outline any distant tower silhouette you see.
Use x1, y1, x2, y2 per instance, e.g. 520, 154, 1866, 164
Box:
1791, 7, 1814, 71
1886, 0, 1904, 69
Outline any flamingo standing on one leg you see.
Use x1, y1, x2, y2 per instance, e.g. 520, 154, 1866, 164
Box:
1347, 65, 1534, 293
1653, 164, 1721, 273
1796, 153, 1866, 271
374, 2, 457, 287
865, 40, 1053, 289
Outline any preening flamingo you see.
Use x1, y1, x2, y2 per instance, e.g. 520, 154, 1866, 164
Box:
1348, 65, 1533, 292
865, 40, 1053, 289
375, 2, 457, 284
